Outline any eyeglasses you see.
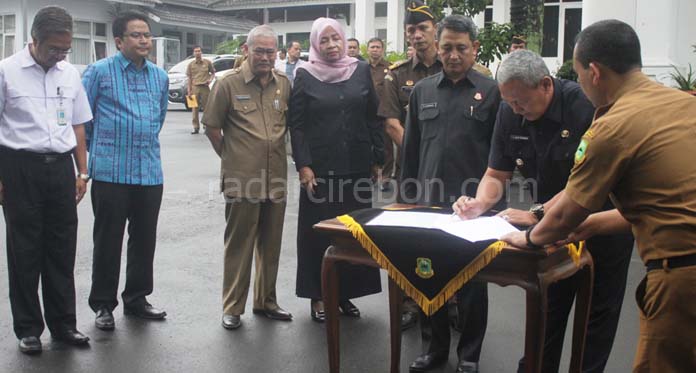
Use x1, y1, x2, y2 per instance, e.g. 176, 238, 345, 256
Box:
124, 32, 152, 40
48, 48, 72, 56
252, 48, 277, 57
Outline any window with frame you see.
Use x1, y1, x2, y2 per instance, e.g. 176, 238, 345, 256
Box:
1, 14, 16, 59
202, 34, 214, 54
71, 20, 108, 65
375, 2, 388, 18
541, 1, 582, 60
328, 4, 350, 25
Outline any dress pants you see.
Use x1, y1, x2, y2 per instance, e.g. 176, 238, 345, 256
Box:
0, 148, 78, 338
192, 84, 210, 131
633, 266, 696, 373
518, 233, 634, 373
425, 282, 488, 362
88, 181, 163, 312
222, 198, 286, 315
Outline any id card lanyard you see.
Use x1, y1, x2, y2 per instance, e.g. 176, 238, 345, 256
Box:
57, 87, 67, 126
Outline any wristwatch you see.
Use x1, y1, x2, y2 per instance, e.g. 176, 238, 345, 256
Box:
529, 203, 545, 221
77, 173, 91, 182
525, 224, 544, 250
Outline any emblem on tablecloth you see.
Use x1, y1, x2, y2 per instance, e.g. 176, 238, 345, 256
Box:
415, 257, 434, 279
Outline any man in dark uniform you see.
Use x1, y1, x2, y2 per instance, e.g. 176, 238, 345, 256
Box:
377, 0, 443, 331
402, 15, 502, 373
499, 20, 696, 373
366, 37, 392, 190
453, 50, 634, 373
379, 0, 443, 180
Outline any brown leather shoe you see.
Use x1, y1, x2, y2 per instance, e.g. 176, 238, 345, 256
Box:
252, 306, 293, 321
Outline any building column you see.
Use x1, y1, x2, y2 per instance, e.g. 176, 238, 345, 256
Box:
386, 0, 404, 53
354, 0, 375, 43
582, 0, 686, 82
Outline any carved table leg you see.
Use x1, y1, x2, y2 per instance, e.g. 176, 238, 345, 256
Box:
322, 246, 341, 373
569, 263, 594, 373
388, 278, 403, 373
524, 280, 548, 373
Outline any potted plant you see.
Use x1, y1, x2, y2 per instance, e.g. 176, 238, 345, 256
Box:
670, 64, 696, 96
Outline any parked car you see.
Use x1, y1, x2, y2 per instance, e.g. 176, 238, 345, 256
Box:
168, 54, 239, 110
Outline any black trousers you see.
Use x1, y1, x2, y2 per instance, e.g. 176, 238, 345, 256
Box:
88, 181, 163, 312
0, 148, 78, 338
518, 233, 634, 373
424, 282, 488, 362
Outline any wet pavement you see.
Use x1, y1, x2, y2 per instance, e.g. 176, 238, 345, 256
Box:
0, 107, 643, 372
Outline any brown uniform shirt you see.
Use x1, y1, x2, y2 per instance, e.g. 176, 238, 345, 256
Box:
369, 58, 391, 100
377, 55, 443, 122
187, 58, 214, 86
565, 72, 696, 262
202, 61, 291, 200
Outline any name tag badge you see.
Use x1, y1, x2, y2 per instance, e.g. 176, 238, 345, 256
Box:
235, 95, 251, 101
56, 86, 67, 126
421, 102, 437, 110
273, 99, 280, 110
57, 107, 67, 126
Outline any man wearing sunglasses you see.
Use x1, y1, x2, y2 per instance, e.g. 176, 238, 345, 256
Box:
82, 11, 169, 331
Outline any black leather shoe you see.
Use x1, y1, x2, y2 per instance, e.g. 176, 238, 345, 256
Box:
52, 329, 90, 345
124, 303, 167, 320
18, 336, 42, 354
338, 300, 360, 317
401, 310, 418, 330
310, 300, 325, 323
456, 360, 479, 373
222, 314, 241, 329
253, 307, 293, 321
409, 352, 448, 372
191, 129, 199, 134
95, 307, 115, 330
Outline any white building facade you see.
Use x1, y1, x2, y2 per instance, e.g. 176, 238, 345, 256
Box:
1, 0, 694, 82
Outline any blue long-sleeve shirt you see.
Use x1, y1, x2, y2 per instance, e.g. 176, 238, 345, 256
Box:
82, 52, 169, 185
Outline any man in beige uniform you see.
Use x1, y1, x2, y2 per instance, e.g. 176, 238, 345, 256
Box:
501, 20, 696, 372
203, 25, 292, 330
187, 45, 214, 134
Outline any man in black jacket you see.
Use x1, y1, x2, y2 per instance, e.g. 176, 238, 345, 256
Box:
401, 15, 502, 373
453, 50, 633, 373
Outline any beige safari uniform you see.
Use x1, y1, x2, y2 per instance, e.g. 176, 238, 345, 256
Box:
186, 58, 214, 131
202, 61, 291, 315
565, 72, 696, 373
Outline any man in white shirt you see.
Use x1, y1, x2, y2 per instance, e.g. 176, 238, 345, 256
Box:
274, 41, 304, 84
0, 6, 92, 354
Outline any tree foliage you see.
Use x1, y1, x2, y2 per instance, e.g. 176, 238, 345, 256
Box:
215, 35, 246, 54
476, 21, 513, 66
426, 0, 490, 20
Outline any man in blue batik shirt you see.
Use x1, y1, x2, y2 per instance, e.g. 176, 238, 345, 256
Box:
81, 11, 169, 331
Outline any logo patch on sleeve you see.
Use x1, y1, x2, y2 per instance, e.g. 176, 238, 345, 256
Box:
574, 138, 589, 165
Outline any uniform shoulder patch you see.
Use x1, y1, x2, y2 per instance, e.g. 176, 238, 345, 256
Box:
574, 138, 589, 165
389, 59, 409, 70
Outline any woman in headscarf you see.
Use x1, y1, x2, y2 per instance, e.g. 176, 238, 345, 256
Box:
289, 17, 384, 322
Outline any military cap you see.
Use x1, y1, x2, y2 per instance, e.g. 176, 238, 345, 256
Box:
404, 0, 435, 25
511, 35, 527, 44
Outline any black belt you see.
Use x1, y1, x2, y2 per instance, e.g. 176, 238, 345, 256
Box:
0, 146, 72, 164
646, 253, 696, 272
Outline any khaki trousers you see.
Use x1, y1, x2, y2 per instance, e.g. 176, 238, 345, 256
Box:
633, 266, 696, 372
222, 198, 286, 315
191, 85, 210, 130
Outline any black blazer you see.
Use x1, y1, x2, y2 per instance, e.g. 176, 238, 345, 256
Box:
288, 62, 384, 176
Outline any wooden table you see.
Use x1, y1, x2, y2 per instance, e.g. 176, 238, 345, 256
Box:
316, 206, 594, 373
